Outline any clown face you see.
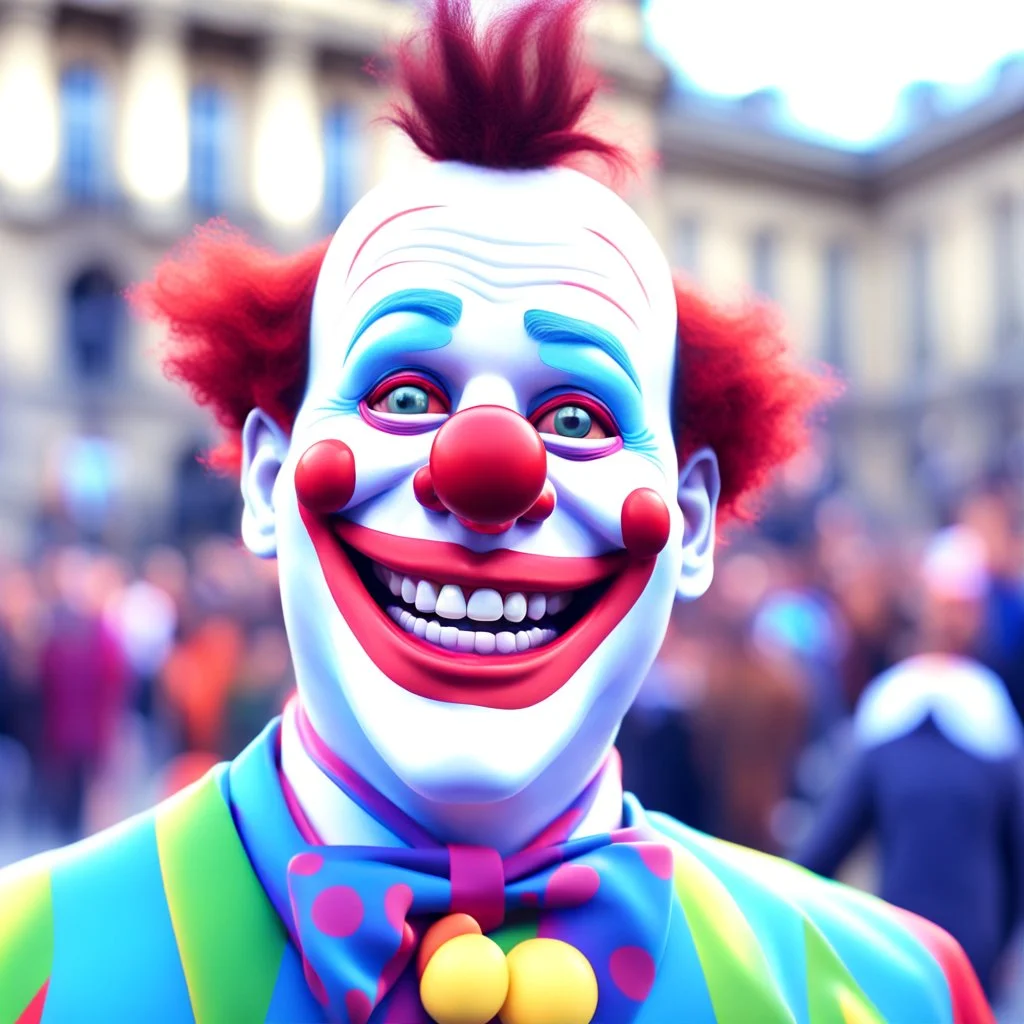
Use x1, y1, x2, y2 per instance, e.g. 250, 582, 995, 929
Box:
241, 162, 719, 823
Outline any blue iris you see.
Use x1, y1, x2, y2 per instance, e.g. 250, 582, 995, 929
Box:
553, 406, 592, 438
386, 386, 430, 414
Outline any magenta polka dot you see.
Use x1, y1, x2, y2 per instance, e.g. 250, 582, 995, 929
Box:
302, 957, 328, 1006
290, 852, 324, 876
637, 843, 674, 880
311, 885, 364, 938
345, 988, 373, 1024
545, 863, 601, 907
609, 945, 656, 1001
384, 883, 414, 932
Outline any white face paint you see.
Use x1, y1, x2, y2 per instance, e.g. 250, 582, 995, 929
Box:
242, 162, 719, 824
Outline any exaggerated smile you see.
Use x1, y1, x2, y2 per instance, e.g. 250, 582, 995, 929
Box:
299, 505, 657, 709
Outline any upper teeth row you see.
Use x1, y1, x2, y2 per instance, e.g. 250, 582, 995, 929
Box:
373, 565, 571, 622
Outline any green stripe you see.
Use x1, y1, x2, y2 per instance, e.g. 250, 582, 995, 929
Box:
0, 861, 53, 1024
804, 919, 884, 1024
670, 841, 795, 1024
156, 771, 286, 1024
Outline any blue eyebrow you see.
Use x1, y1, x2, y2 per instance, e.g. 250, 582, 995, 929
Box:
523, 309, 641, 393
345, 288, 463, 362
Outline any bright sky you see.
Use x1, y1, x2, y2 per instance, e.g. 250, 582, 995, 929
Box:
645, 0, 1024, 148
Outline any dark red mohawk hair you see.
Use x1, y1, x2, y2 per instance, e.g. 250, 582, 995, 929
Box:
385, 0, 633, 179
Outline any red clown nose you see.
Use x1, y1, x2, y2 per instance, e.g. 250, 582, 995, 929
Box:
422, 406, 548, 532
295, 439, 357, 514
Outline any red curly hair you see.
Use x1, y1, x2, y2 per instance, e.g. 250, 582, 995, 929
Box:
133, 0, 836, 524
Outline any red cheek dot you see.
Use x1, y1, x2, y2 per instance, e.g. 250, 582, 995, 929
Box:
621, 488, 671, 558
295, 439, 356, 514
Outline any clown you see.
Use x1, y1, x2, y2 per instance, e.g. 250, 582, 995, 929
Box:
0, 2, 993, 1022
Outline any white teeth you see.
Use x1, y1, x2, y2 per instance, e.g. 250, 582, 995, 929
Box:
474, 631, 496, 654
504, 592, 527, 623
527, 593, 547, 621
496, 631, 516, 654
547, 592, 570, 615
373, 564, 389, 586
415, 580, 438, 613
467, 588, 504, 622
401, 577, 417, 603
436, 584, 467, 619
390, 606, 558, 655
388, 572, 403, 597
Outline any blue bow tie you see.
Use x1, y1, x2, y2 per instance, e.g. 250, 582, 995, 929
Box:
287, 828, 675, 1024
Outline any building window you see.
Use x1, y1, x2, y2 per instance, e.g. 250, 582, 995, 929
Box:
674, 216, 700, 275
992, 194, 1021, 352
66, 267, 122, 380
323, 105, 358, 228
751, 228, 778, 299
909, 230, 933, 373
60, 64, 109, 203
822, 242, 849, 368
189, 84, 230, 214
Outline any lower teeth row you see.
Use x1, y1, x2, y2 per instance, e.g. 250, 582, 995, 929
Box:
387, 606, 557, 654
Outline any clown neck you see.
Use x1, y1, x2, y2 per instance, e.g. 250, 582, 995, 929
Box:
279, 698, 625, 855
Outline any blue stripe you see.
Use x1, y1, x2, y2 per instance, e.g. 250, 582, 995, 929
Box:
45, 812, 194, 1023
637, 894, 718, 1024
346, 288, 463, 361
265, 941, 325, 1023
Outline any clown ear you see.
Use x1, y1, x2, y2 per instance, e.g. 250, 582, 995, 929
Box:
240, 408, 290, 559
676, 447, 721, 601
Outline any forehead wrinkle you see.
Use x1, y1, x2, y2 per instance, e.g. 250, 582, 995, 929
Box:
375, 240, 613, 278
345, 205, 445, 282
409, 224, 569, 249
352, 255, 619, 298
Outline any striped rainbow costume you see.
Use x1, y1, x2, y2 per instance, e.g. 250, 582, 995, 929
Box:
0, 718, 991, 1024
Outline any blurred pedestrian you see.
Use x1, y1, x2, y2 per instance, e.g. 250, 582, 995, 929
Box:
37, 549, 129, 838
797, 526, 1024, 996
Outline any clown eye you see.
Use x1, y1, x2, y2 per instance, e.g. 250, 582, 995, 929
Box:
553, 406, 592, 438
367, 375, 449, 416
532, 398, 613, 440
387, 386, 430, 415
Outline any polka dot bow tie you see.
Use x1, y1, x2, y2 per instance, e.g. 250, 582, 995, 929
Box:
287, 831, 676, 1024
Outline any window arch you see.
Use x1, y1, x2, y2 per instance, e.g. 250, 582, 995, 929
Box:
66, 266, 122, 380
60, 63, 110, 202
189, 83, 232, 213
323, 105, 358, 228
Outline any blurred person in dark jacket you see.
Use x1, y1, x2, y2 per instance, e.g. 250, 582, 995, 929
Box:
617, 618, 709, 831
797, 526, 1024, 996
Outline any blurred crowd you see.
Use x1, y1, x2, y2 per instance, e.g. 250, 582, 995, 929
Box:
4, 443, 1024, 1004
0, 534, 292, 856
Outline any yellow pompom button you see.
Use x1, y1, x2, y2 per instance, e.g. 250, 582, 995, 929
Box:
499, 937, 598, 1024
420, 932, 510, 1024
